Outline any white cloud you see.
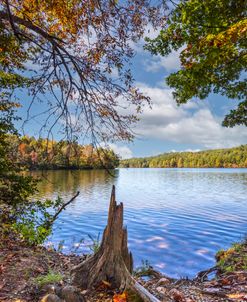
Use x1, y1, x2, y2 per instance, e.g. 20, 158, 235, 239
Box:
184, 149, 201, 152
144, 50, 181, 73
108, 143, 133, 159
169, 149, 201, 153
134, 84, 247, 149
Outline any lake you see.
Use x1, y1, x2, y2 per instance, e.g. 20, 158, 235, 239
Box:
33, 168, 247, 278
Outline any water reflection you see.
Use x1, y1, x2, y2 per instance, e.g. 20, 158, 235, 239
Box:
31, 169, 118, 200
31, 168, 247, 278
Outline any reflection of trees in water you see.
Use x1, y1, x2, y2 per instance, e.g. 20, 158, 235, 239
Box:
30, 170, 119, 199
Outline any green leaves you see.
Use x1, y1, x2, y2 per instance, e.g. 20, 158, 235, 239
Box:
0, 102, 65, 245
223, 100, 247, 127
145, 0, 247, 127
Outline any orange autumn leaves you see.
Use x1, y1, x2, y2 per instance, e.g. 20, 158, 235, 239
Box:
3, 0, 112, 69
0, 0, 163, 144
113, 292, 127, 302
98, 280, 128, 302
9, 0, 97, 38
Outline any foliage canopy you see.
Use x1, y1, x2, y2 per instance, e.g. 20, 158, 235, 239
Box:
0, 0, 165, 143
145, 0, 247, 127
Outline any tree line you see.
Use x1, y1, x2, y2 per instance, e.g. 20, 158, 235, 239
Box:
120, 145, 247, 168
7, 135, 119, 170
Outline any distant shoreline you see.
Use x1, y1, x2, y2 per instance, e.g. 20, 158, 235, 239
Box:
27, 166, 247, 172
120, 145, 247, 169
118, 166, 247, 168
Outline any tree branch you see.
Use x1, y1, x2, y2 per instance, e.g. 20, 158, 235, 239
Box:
47, 191, 80, 228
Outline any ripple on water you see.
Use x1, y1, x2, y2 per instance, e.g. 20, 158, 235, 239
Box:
34, 168, 247, 278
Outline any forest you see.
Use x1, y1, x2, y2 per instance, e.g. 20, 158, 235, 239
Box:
120, 145, 247, 168
7, 135, 119, 170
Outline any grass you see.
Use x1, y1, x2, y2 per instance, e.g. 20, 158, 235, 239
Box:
134, 260, 153, 277
88, 233, 101, 254
216, 239, 247, 273
34, 270, 63, 287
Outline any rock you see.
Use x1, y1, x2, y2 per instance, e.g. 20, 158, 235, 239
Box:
60, 285, 85, 302
40, 294, 64, 302
156, 286, 167, 296
156, 277, 170, 287
43, 284, 59, 294
203, 287, 221, 294
81, 289, 88, 295
169, 288, 185, 302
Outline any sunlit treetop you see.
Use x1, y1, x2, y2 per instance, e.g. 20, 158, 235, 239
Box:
145, 0, 247, 127
0, 0, 166, 143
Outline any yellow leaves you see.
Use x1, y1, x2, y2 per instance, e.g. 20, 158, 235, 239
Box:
227, 293, 247, 300
10, 0, 108, 40
0, 101, 20, 111
181, 18, 247, 71
113, 292, 127, 302
202, 19, 247, 50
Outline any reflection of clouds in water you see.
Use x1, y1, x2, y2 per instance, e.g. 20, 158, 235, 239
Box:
41, 168, 247, 278
160, 223, 169, 227
129, 239, 144, 245
149, 223, 167, 228
146, 236, 164, 242
156, 242, 169, 249
200, 231, 214, 235
195, 249, 209, 256
155, 263, 166, 269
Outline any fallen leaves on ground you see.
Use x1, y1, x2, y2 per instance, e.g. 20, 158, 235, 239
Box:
227, 293, 247, 300
113, 292, 127, 302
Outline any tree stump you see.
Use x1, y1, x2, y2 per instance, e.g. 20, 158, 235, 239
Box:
71, 186, 160, 302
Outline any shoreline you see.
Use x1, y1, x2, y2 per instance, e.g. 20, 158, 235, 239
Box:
1, 232, 246, 302
30, 166, 247, 170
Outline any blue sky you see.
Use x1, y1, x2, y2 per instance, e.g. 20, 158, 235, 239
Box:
16, 28, 247, 159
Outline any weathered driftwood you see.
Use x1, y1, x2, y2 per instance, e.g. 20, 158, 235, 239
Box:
195, 266, 217, 282
71, 186, 160, 302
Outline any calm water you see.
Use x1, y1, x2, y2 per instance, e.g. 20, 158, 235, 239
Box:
33, 168, 247, 278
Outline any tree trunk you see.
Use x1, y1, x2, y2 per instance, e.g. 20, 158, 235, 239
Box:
71, 186, 160, 302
